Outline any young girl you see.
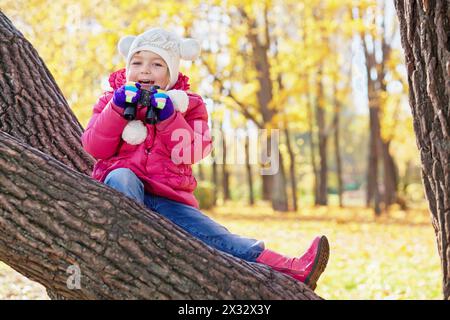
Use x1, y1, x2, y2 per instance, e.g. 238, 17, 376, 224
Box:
82, 28, 329, 290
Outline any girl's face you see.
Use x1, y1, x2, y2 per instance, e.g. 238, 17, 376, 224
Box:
127, 50, 169, 90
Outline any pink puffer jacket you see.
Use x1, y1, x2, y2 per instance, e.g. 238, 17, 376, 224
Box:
82, 69, 212, 208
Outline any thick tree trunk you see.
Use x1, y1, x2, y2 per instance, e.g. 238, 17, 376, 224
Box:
0, 131, 320, 300
0, 11, 93, 175
0, 10, 321, 299
394, 0, 450, 299
0, 10, 93, 300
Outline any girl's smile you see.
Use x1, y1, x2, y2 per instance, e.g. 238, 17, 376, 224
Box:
127, 50, 169, 90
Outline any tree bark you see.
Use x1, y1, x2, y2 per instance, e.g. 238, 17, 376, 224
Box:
394, 0, 450, 299
0, 131, 320, 300
0, 10, 322, 300
0, 12, 93, 175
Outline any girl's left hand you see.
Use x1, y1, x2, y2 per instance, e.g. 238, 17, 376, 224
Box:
150, 89, 174, 121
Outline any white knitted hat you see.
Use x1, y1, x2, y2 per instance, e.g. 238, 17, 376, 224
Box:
117, 28, 200, 90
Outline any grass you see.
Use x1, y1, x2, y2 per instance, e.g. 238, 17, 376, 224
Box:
0, 264, 48, 300
0, 202, 442, 300
205, 202, 442, 300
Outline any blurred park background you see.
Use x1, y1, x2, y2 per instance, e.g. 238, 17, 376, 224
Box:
0, 0, 442, 299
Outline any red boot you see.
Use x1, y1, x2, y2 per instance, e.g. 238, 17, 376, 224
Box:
256, 236, 329, 290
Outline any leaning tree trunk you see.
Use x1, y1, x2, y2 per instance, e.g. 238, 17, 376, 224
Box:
394, 0, 450, 299
0, 10, 94, 300
0, 11, 322, 299
0, 131, 320, 300
0, 13, 93, 175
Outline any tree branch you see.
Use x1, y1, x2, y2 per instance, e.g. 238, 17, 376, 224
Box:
200, 56, 264, 128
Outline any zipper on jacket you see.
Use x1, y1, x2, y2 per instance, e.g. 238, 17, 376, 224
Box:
143, 125, 156, 166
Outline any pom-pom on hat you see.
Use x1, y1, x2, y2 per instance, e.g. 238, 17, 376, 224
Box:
118, 28, 200, 90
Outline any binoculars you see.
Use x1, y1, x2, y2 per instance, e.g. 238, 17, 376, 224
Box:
123, 85, 160, 124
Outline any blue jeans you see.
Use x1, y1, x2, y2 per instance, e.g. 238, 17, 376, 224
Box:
104, 168, 264, 262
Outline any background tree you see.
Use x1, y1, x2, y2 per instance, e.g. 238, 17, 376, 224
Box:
394, 0, 450, 299
354, 0, 406, 214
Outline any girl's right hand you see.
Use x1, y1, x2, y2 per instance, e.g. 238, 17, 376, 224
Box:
112, 81, 141, 109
